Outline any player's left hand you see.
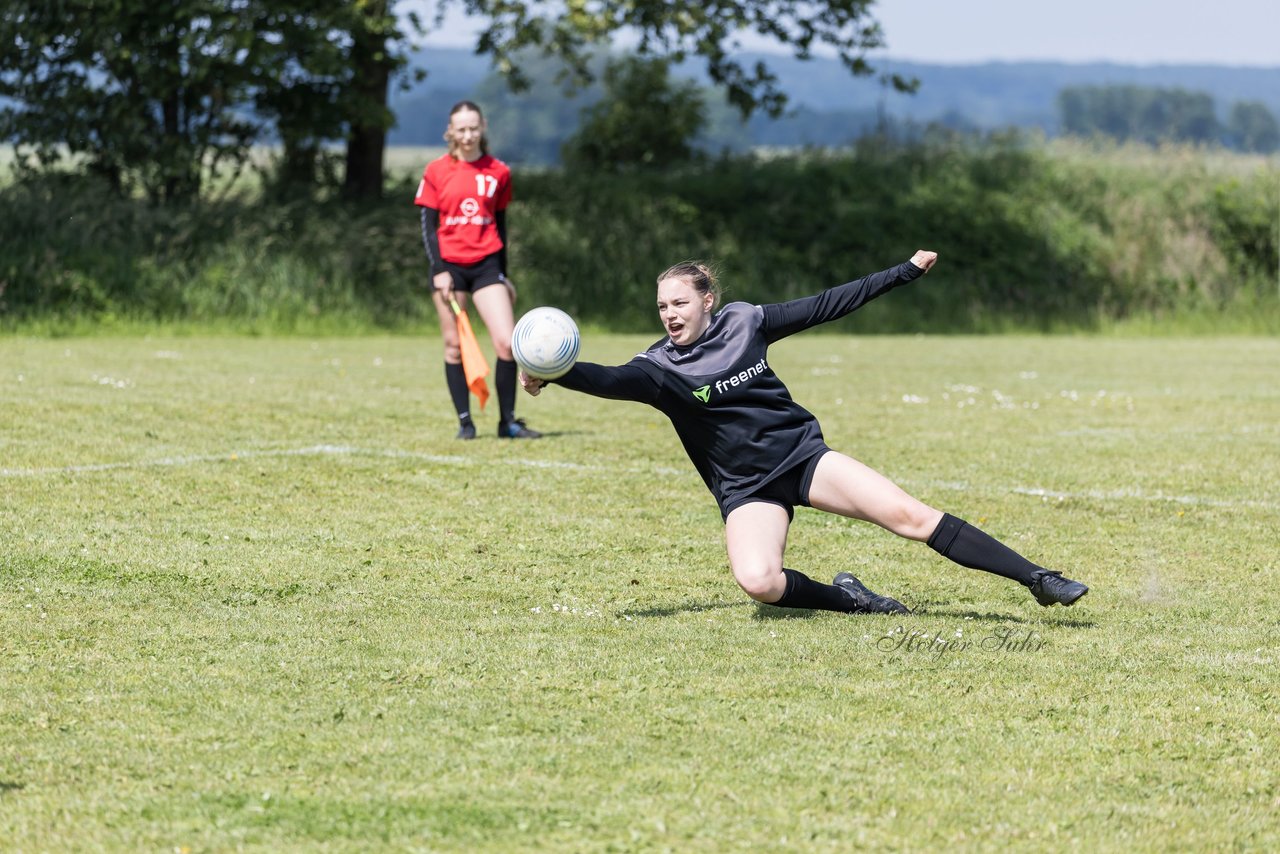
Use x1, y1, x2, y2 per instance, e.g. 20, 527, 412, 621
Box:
503, 276, 517, 306
519, 370, 544, 397
910, 250, 938, 272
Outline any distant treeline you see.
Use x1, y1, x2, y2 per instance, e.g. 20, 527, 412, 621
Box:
1059, 86, 1278, 152
3, 137, 1275, 333
393, 49, 1280, 163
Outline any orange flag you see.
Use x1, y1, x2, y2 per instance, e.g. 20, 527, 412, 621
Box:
450, 298, 490, 411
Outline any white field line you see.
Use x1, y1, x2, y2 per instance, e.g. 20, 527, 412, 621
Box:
0, 444, 683, 478
1, 444, 1275, 511
1006, 485, 1279, 511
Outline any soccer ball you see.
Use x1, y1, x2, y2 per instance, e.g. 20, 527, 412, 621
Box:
512, 306, 580, 380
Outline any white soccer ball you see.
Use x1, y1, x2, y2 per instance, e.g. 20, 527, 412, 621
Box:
512, 306, 580, 380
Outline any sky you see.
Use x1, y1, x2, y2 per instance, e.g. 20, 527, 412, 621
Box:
404, 0, 1279, 67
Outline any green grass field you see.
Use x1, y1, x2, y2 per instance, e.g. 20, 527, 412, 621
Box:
2, 333, 1278, 851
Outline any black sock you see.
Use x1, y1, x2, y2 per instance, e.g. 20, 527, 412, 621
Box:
444, 362, 471, 423
927, 513, 1045, 585
771, 568, 857, 612
496, 358, 517, 424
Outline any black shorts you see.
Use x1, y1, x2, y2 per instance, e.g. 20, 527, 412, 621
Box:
437, 253, 506, 294
720, 448, 830, 522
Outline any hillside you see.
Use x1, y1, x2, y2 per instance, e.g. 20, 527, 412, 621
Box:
391, 47, 1280, 153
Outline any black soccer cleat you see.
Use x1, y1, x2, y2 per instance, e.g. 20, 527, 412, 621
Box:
498, 418, 542, 439
1027, 570, 1088, 607
456, 421, 477, 440
833, 571, 910, 615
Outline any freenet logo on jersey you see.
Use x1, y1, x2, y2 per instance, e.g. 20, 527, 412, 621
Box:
693, 358, 770, 403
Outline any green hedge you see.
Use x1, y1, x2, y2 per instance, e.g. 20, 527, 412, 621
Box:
2, 140, 1276, 332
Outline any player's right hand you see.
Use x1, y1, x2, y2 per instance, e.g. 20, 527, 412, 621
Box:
519, 371, 545, 397
433, 270, 454, 299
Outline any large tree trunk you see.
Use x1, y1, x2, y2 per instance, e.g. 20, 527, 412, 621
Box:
343, 2, 392, 201
344, 118, 386, 201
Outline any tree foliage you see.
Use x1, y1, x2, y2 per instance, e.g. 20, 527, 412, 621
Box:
0, 0, 420, 202
561, 56, 706, 170
0, 0, 263, 202
446, 0, 910, 118
1226, 101, 1280, 153
2, 0, 902, 201
1057, 85, 1279, 153
1058, 85, 1223, 146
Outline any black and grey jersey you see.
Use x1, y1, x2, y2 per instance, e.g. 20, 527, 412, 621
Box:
554, 261, 925, 508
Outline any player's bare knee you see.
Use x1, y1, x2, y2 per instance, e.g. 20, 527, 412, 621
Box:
899, 505, 943, 541
733, 564, 781, 601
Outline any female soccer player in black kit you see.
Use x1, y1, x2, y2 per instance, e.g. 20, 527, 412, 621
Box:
520, 251, 1088, 614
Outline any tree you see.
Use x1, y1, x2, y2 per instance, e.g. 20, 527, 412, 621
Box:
467, 50, 610, 165
1058, 85, 1222, 146
447, 0, 910, 118
561, 56, 705, 170
1227, 101, 1280, 153
0, 0, 261, 203
250, 1, 356, 198
254, 0, 413, 201
3, 0, 904, 201
341, 0, 401, 200
0, 0, 419, 202
343, 0, 911, 196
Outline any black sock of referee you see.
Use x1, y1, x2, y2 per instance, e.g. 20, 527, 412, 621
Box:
444, 362, 472, 425
770, 568, 858, 612
496, 357, 518, 424
927, 513, 1045, 586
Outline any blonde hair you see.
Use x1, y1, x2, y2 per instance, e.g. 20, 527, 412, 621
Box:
658, 261, 721, 308
444, 100, 490, 159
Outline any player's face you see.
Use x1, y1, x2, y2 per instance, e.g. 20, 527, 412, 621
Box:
656, 277, 713, 346
448, 109, 485, 158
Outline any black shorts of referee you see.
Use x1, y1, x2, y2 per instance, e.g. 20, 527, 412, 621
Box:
436, 253, 507, 294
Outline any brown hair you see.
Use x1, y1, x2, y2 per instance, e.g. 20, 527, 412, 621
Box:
658, 261, 721, 308
444, 100, 490, 159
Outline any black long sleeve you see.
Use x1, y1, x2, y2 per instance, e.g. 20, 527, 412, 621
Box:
420, 207, 445, 276
551, 359, 663, 404
495, 209, 509, 274
761, 261, 924, 343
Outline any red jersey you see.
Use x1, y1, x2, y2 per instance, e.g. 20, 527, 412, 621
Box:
413, 153, 512, 265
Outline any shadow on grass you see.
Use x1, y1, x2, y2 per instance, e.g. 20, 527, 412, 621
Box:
0, 781, 25, 793
458, 431, 590, 442
752, 604, 818, 621
913, 607, 1028, 624
619, 599, 1096, 626
491, 430, 592, 440
1034, 615, 1098, 629
626, 600, 743, 618
916, 607, 1096, 629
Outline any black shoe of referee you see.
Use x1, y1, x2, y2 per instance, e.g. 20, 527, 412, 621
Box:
498, 418, 542, 439
1027, 570, 1089, 607
833, 571, 910, 615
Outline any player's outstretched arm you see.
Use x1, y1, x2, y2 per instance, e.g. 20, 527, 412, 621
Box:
762, 250, 939, 342
520, 361, 661, 404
